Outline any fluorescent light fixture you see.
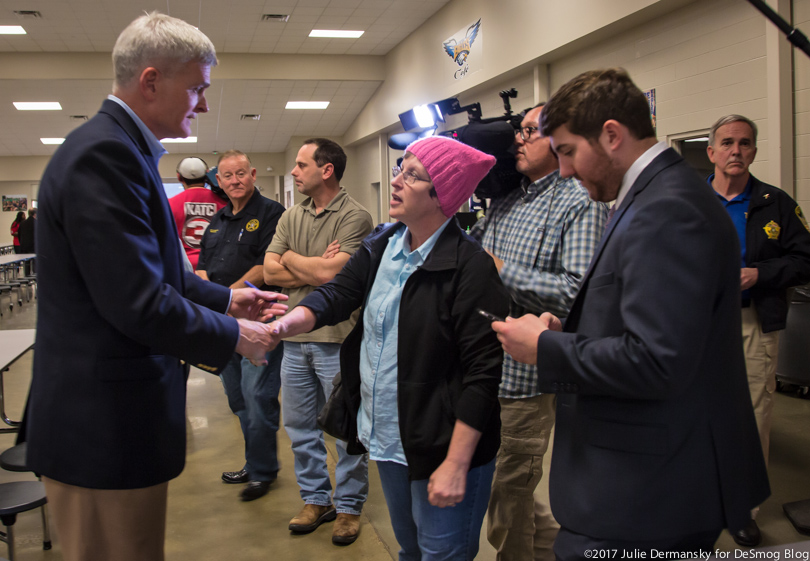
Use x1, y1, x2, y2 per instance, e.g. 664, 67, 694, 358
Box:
309, 30, 364, 38
14, 102, 62, 110
41, 138, 65, 145
684, 136, 709, 143
0, 26, 26, 34
162, 136, 198, 143
285, 101, 329, 110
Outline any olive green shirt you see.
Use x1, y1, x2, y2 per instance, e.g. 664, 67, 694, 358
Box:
267, 187, 374, 343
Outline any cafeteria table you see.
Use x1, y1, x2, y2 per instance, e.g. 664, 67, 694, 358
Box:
0, 330, 34, 433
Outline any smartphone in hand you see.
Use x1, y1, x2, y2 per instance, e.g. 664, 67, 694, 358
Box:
477, 308, 505, 322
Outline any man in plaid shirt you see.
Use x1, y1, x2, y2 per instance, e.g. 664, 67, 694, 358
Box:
471, 103, 607, 561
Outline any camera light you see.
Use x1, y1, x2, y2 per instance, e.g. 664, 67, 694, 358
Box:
414, 105, 436, 128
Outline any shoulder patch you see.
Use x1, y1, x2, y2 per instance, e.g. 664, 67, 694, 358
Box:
763, 220, 781, 240
796, 206, 810, 233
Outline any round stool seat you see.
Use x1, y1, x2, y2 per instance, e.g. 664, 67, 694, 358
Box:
0, 482, 46, 518
0, 445, 27, 473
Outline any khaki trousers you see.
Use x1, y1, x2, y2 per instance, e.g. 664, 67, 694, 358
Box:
43, 477, 168, 561
742, 307, 779, 520
487, 394, 559, 561
741, 306, 779, 467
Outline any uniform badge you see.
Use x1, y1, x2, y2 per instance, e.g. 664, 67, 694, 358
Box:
763, 194, 770, 199
763, 220, 781, 240
796, 206, 810, 233
246, 219, 259, 232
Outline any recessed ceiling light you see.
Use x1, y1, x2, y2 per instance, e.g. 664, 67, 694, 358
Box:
41, 138, 65, 145
14, 102, 62, 110
162, 137, 198, 143
0, 26, 26, 34
309, 30, 364, 38
285, 102, 329, 110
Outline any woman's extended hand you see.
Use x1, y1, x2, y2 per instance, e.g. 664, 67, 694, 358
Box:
427, 458, 468, 508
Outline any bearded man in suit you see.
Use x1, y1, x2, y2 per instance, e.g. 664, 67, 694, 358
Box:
493, 68, 769, 560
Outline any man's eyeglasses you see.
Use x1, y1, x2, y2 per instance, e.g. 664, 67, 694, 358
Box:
392, 166, 431, 186
515, 126, 539, 141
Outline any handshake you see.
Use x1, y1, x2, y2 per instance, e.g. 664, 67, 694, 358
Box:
229, 287, 290, 364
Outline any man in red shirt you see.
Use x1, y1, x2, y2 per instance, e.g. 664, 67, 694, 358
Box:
169, 156, 226, 269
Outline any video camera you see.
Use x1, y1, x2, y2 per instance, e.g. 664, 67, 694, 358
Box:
389, 88, 526, 199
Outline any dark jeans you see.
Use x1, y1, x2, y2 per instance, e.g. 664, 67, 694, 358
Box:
377, 458, 496, 561
219, 344, 284, 481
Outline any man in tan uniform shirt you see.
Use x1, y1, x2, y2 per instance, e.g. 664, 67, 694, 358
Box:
264, 138, 373, 545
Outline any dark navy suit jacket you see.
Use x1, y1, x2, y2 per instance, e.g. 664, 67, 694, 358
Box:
536, 147, 770, 540
26, 100, 239, 489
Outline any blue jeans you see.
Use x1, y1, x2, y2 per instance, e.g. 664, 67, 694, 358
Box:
377, 459, 496, 561
281, 342, 368, 515
219, 344, 283, 481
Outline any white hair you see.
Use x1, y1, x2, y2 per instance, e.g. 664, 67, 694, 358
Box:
112, 12, 217, 90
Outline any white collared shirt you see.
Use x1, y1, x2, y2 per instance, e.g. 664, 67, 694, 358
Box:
614, 141, 668, 210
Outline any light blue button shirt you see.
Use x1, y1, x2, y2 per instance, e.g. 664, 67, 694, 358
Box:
107, 95, 167, 167
357, 219, 451, 465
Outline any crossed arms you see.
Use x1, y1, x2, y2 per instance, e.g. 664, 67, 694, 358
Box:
264, 239, 348, 287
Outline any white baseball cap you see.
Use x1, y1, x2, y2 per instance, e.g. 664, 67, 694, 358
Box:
176, 157, 208, 181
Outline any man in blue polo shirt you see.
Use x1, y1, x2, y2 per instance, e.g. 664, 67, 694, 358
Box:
198, 150, 286, 501
707, 114, 810, 547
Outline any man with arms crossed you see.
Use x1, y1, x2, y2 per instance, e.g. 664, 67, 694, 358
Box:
707, 114, 810, 547
264, 138, 373, 545
197, 150, 286, 501
472, 103, 606, 561
25, 14, 285, 561
494, 69, 769, 560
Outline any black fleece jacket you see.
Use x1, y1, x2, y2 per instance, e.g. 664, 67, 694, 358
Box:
745, 176, 810, 332
300, 220, 509, 480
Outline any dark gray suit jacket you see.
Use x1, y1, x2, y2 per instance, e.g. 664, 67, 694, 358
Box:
537, 147, 769, 540
27, 100, 239, 489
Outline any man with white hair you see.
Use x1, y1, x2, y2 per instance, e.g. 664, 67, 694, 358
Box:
25, 13, 285, 561
706, 114, 810, 546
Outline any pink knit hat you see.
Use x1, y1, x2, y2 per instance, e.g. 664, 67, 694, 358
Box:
405, 136, 496, 218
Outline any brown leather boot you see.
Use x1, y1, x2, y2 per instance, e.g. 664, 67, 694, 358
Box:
332, 513, 361, 545
288, 504, 337, 533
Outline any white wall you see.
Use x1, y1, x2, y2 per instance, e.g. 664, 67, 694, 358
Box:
344, 0, 698, 145
550, 0, 770, 179
347, 0, 809, 221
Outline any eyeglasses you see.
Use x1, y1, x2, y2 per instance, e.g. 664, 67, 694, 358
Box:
515, 126, 539, 141
392, 166, 431, 186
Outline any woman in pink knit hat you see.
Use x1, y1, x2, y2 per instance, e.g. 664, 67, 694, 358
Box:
268, 136, 510, 559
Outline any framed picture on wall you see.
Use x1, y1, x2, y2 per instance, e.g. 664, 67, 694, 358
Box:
2, 195, 27, 212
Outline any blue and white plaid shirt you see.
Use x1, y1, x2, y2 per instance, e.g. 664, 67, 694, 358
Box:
471, 171, 608, 398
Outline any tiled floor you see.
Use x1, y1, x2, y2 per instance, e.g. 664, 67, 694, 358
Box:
1, 298, 809, 559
